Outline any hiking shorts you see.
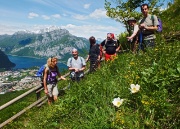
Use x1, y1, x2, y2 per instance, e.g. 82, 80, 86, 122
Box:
143, 39, 155, 48
47, 84, 58, 97
105, 53, 117, 61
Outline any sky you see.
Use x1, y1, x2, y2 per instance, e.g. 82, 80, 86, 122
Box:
0, 0, 170, 39
0, 0, 126, 39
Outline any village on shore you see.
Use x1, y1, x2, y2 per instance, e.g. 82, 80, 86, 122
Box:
0, 69, 41, 94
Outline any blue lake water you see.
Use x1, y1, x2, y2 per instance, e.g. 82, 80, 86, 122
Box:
8, 55, 68, 71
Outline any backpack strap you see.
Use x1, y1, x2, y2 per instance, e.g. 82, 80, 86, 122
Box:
79, 56, 83, 66
45, 66, 51, 77
70, 57, 73, 66
151, 15, 155, 26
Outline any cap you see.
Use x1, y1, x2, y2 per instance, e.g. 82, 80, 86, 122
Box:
127, 17, 137, 22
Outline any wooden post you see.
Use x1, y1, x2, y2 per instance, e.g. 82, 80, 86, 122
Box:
36, 83, 43, 100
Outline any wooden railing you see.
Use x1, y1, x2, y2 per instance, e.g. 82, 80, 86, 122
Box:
0, 71, 84, 128
0, 56, 112, 128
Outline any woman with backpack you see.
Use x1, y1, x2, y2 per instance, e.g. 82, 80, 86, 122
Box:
43, 57, 66, 105
86, 36, 100, 72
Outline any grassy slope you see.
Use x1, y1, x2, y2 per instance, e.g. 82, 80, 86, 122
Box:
161, 0, 180, 34
0, 90, 38, 124
2, 1, 180, 129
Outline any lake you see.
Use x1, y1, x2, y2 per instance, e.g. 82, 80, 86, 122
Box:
8, 55, 68, 71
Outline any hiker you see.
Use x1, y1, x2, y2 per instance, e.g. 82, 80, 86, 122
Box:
100, 33, 120, 61
43, 57, 66, 105
139, 3, 159, 51
127, 17, 139, 54
86, 36, 101, 72
67, 48, 86, 82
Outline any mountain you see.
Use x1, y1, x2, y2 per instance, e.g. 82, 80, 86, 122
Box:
0, 49, 16, 69
0, 27, 89, 62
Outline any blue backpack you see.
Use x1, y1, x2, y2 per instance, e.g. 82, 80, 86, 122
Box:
36, 64, 58, 84
151, 15, 162, 32
36, 64, 48, 77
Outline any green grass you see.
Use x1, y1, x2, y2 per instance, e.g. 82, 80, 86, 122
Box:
0, 89, 38, 124
3, 39, 179, 129
1, 1, 180, 129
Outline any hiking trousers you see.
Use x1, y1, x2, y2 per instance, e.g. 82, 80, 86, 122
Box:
140, 39, 155, 51
90, 60, 98, 73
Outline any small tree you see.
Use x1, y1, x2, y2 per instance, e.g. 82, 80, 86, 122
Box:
105, 0, 165, 35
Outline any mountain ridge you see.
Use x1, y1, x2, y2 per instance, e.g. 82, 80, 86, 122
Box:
0, 27, 90, 62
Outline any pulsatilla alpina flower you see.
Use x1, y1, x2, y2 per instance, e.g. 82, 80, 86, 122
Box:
130, 84, 140, 93
112, 97, 124, 107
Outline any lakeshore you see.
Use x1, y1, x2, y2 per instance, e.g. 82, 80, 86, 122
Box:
8, 55, 67, 70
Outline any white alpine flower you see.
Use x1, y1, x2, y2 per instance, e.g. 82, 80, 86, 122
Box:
130, 84, 140, 93
112, 97, 124, 107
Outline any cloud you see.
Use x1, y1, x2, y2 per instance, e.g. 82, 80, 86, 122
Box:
72, 14, 88, 20
72, 8, 108, 20
28, 13, 61, 20
0, 24, 20, 35
42, 15, 50, 20
52, 14, 61, 19
28, 12, 39, 19
84, 4, 90, 9
61, 24, 122, 39
62, 13, 68, 17
89, 9, 107, 19
0, 23, 124, 40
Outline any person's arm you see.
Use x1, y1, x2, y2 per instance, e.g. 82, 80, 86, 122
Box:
43, 68, 48, 94
86, 55, 90, 62
57, 67, 66, 80
68, 67, 79, 72
96, 44, 101, 61
79, 58, 86, 71
100, 40, 105, 46
127, 25, 139, 40
140, 15, 158, 31
101, 40, 106, 54
78, 65, 85, 72
116, 40, 120, 52
144, 25, 158, 31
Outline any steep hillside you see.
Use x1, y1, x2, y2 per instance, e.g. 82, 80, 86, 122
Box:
161, 0, 180, 40
1, 1, 180, 129
0, 50, 16, 69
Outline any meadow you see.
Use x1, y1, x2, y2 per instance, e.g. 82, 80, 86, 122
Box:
1, 1, 180, 129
